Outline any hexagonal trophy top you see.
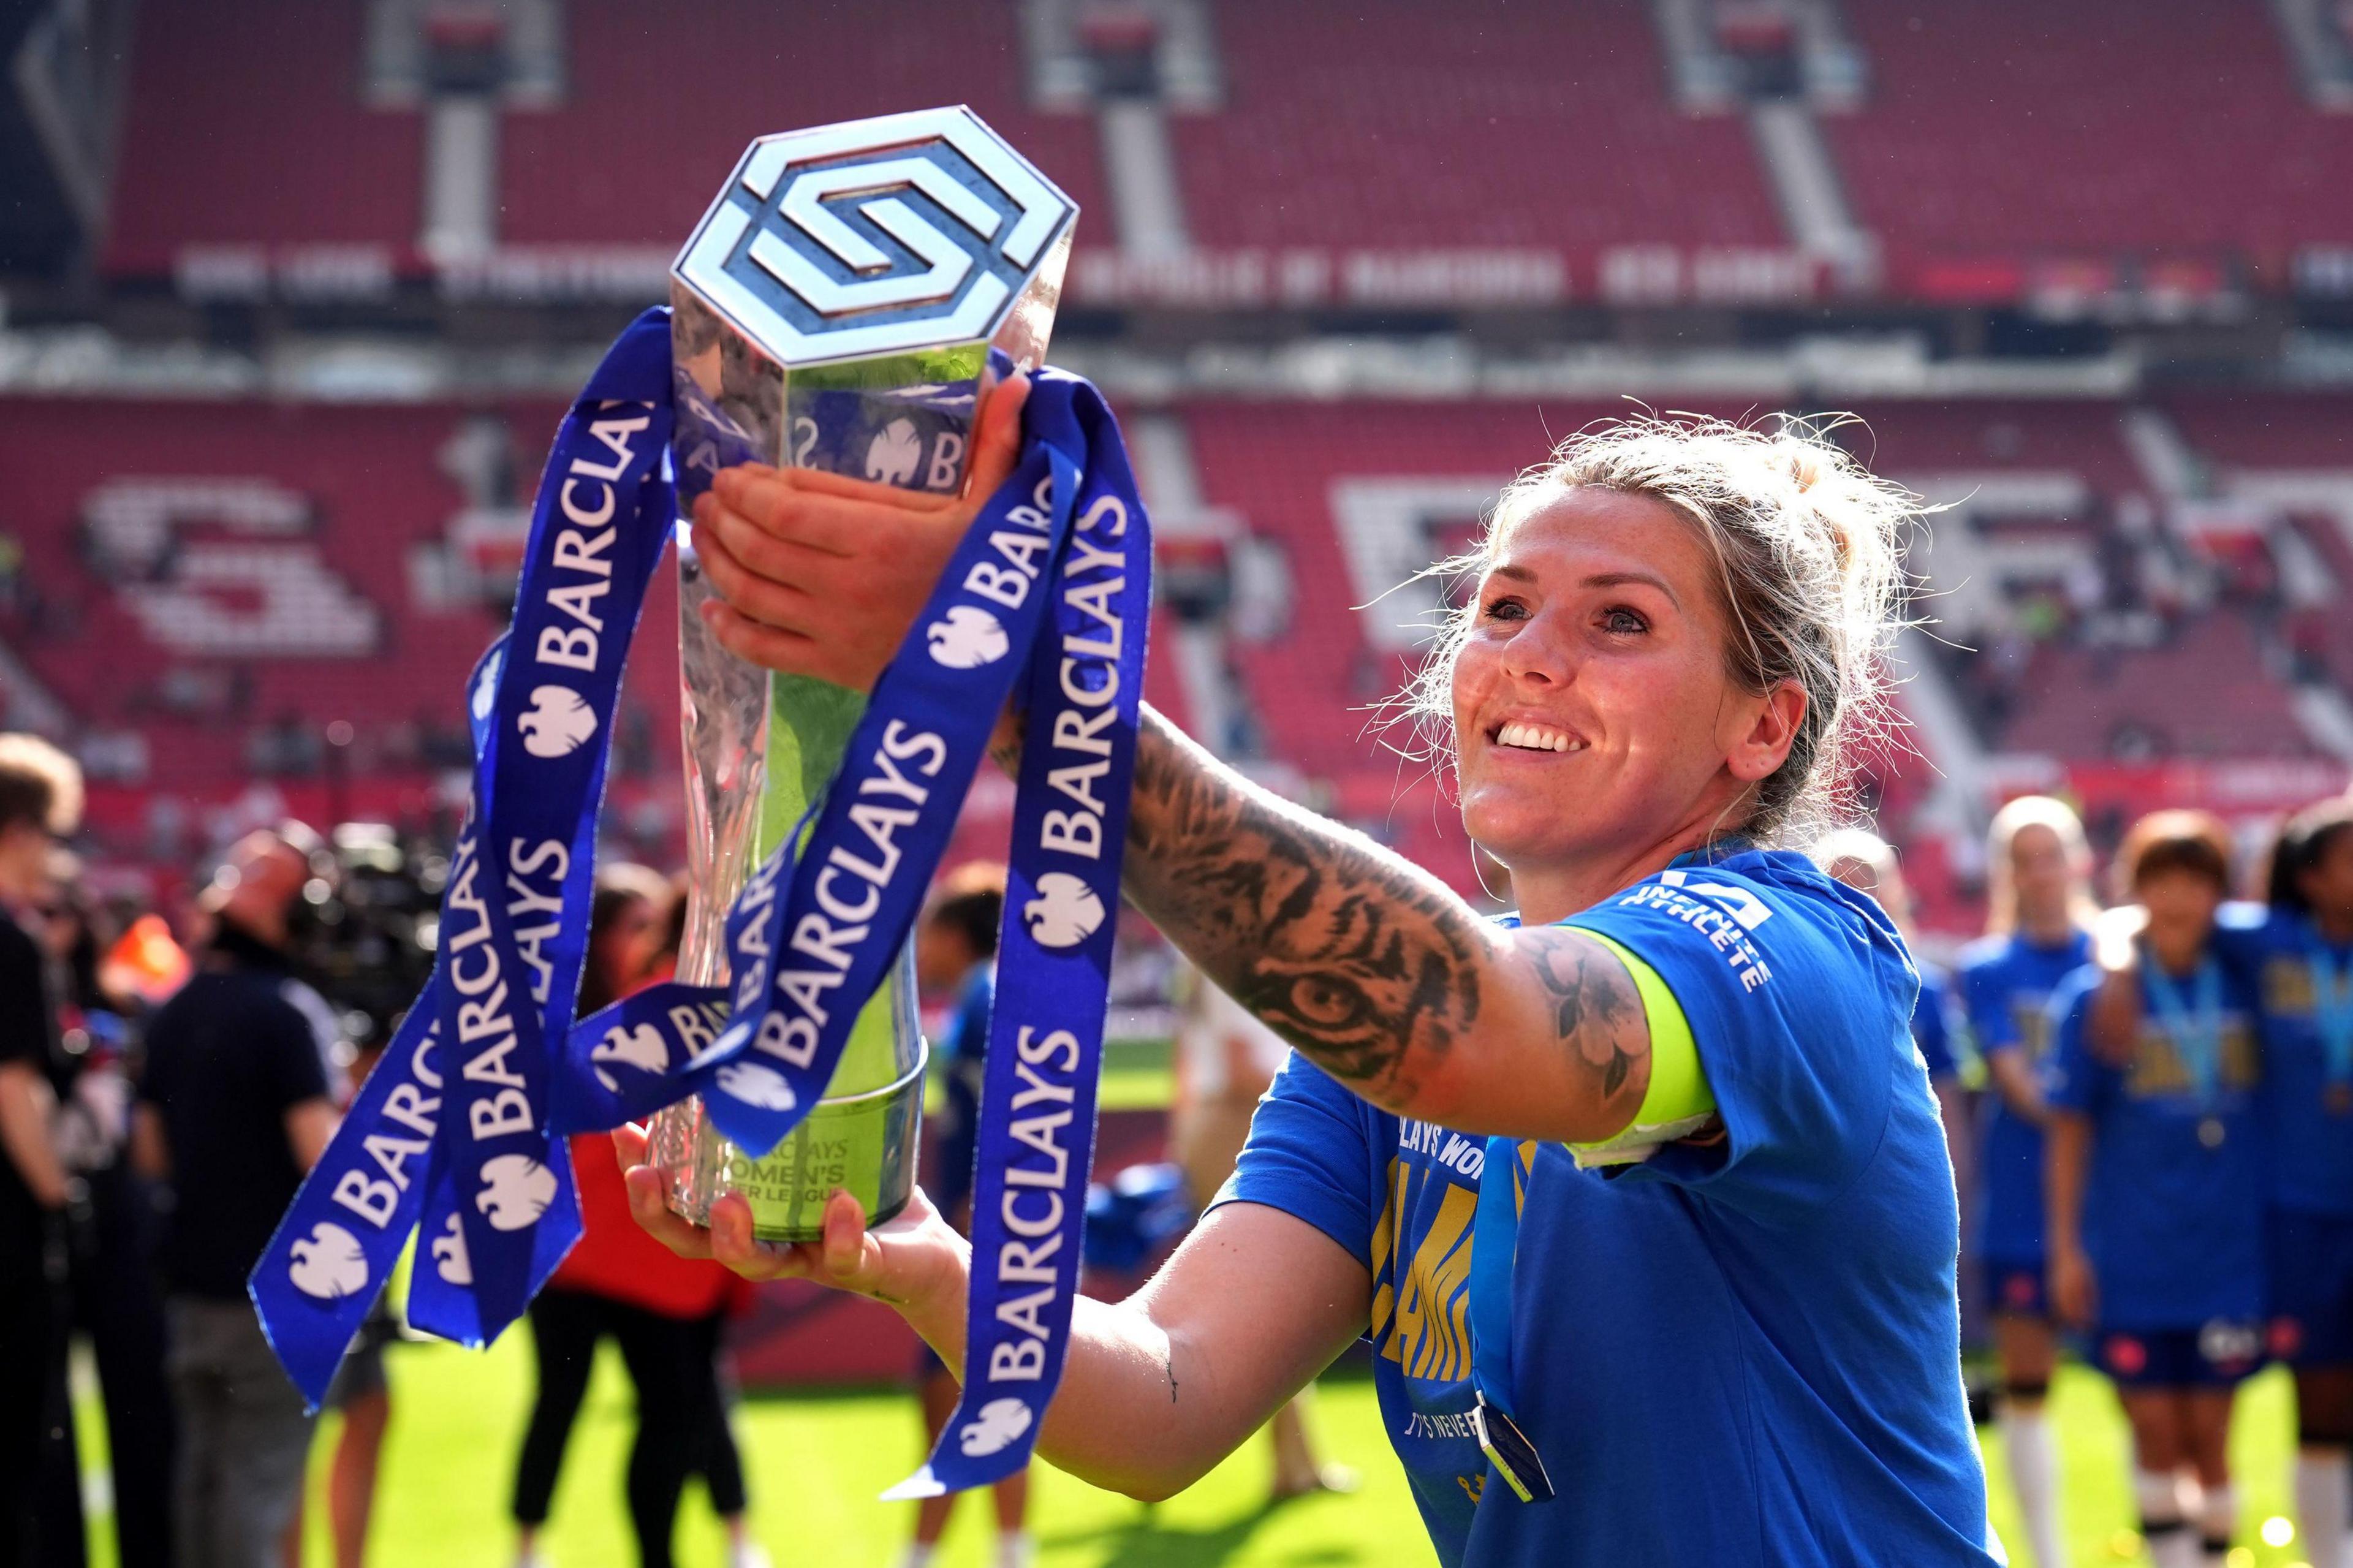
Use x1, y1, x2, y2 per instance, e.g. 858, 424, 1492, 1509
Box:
669, 107, 1079, 498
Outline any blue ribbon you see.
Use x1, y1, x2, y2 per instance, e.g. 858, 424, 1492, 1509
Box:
2307, 934, 2353, 1089
1471, 1135, 1525, 1411
252, 310, 1150, 1502
251, 311, 677, 1393
2145, 955, 2225, 1109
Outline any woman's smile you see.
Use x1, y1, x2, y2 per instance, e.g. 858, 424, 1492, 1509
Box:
1488, 719, 1588, 754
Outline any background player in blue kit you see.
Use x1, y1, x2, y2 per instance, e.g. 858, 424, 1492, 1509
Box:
628, 407, 2000, 1566
2101, 798, 2353, 1567
1956, 794, 2097, 1568
2249, 800, 2353, 1568
2048, 811, 2267, 1568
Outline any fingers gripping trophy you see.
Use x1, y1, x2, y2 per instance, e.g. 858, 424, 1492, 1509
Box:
653, 108, 1077, 1240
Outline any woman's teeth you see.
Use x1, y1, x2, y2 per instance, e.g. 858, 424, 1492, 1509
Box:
1495, 722, 1583, 753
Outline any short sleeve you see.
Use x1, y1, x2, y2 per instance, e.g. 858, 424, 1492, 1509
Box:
2040, 974, 2110, 1116
1567, 861, 1908, 1221
1211, 1052, 1379, 1271
944, 972, 994, 1063
261, 987, 333, 1112
0, 922, 48, 1072
2208, 901, 2278, 983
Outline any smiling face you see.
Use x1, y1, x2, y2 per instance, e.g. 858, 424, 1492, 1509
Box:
1448, 487, 1803, 909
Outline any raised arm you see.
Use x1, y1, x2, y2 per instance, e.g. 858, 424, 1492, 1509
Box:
1112, 706, 1654, 1143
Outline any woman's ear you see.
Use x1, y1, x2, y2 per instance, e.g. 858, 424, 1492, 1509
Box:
1726, 682, 1807, 784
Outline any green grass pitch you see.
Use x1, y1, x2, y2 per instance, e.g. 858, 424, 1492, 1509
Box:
67, 1331, 2325, 1567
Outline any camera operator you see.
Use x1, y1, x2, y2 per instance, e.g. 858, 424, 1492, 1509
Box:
134, 825, 344, 1568
0, 735, 85, 1568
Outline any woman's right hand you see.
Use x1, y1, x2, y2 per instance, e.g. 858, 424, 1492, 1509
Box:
615, 1122, 972, 1327
2048, 1244, 2097, 1330
690, 373, 1031, 693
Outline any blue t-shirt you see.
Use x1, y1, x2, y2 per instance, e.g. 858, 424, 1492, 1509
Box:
1955, 928, 2091, 1263
1915, 964, 1963, 1082
2208, 904, 2353, 1217
923, 963, 993, 1218
1221, 847, 1991, 1567
2044, 960, 2267, 1328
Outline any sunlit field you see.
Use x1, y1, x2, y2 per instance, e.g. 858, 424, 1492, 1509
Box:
68, 1332, 2323, 1567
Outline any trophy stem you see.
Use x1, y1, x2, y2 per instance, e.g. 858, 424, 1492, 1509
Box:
645, 534, 924, 1242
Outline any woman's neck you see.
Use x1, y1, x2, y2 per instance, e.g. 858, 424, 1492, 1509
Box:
2016, 904, 2075, 947
1512, 824, 1724, 928
2316, 906, 2353, 945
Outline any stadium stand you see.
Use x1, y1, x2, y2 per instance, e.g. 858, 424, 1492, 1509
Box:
104, 0, 419, 274
0, 395, 629, 790
499, 0, 1107, 252
1173, 0, 1783, 278
1831, 0, 2353, 290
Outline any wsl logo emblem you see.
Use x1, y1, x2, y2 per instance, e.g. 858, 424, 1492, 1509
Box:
674, 107, 1078, 365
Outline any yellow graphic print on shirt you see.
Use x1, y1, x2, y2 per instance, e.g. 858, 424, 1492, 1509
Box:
2123, 1015, 2259, 1099
1366, 1132, 1536, 1385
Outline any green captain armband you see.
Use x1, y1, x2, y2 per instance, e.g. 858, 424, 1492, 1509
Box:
1566, 930, 1717, 1168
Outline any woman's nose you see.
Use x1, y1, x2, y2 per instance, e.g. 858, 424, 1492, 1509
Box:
1499, 612, 1575, 686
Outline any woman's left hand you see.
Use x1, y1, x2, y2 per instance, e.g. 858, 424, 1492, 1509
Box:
691, 373, 1031, 690
615, 1122, 972, 1315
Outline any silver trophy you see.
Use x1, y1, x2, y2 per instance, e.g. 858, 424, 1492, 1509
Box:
650, 107, 1077, 1241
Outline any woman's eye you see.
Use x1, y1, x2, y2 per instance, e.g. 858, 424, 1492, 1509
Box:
1601, 606, 1649, 635
1482, 596, 1528, 623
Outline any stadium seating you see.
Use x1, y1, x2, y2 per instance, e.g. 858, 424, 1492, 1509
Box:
102, 0, 1104, 277
99, 0, 2353, 301
1181, 396, 2324, 782
0, 395, 673, 793
1831, 0, 2353, 287
498, 0, 1107, 252
105, 0, 420, 273
1173, 0, 1781, 280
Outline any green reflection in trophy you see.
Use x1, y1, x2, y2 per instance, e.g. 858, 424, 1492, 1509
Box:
648, 107, 1077, 1241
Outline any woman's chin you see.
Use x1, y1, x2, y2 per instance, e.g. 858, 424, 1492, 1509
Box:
1461, 801, 1580, 874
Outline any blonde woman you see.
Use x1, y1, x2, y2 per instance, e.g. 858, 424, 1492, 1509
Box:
1955, 795, 2099, 1568
626, 398, 1998, 1566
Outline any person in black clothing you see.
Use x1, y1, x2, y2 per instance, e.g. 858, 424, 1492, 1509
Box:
0, 735, 86, 1568
134, 826, 343, 1568
43, 871, 175, 1568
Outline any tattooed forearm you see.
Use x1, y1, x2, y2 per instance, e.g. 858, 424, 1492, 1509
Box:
1119, 708, 1488, 1108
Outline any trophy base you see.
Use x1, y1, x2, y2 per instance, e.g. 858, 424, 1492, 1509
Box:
647, 1045, 926, 1244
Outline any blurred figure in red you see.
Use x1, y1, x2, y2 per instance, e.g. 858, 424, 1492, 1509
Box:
509, 864, 763, 1568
